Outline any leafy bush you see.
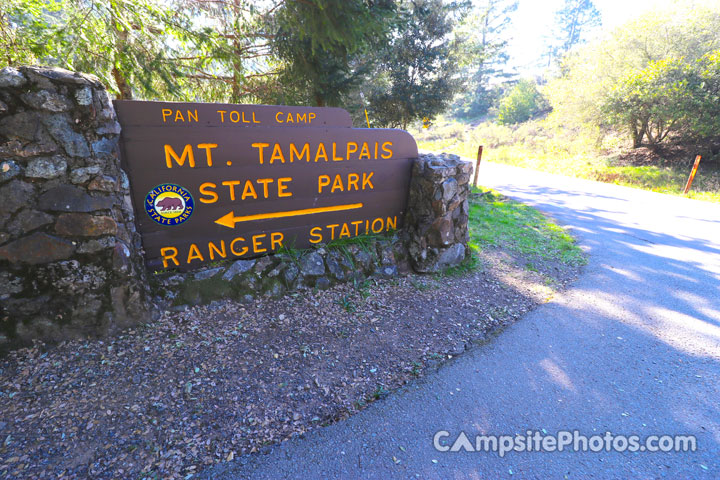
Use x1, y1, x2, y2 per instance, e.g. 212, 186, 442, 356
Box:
547, 3, 720, 148
497, 80, 549, 125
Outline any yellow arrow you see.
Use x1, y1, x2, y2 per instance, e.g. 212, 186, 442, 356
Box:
215, 203, 364, 228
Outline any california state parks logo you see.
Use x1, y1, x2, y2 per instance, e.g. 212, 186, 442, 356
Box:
145, 184, 194, 226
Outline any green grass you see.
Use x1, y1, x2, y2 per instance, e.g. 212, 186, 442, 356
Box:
438, 181, 586, 276
412, 117, 720, 203
468, 188, 587, 267
334, 295, 357, 313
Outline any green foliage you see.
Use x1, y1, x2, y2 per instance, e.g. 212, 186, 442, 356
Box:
1, 0, 401, 105
335, 295, 357, 313
688, 50, 720, 139
0, 0, 510, 121
412, 117, 720, 203
271, 0, 396, 106
496, 79, 549, 125
547, 2, 720, 148
601, 58, 696, 147
468, 189, 586, 266
0, 0, 67, 67
370, 384, 389, 400
599, 51, 720, 148
451, 0, 518, 118
1, 0, 220, 100
354, 278, 375, 300
365, 0, 465, 129
181, 1, 278, 103
455, 83, 506, 120
2, 0, 218, 99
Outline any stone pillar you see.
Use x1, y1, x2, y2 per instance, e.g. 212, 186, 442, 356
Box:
0, 66, 150, 350
405, 152, 472, 273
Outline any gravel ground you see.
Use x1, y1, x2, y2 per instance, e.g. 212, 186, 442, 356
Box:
0, 247, 582, 479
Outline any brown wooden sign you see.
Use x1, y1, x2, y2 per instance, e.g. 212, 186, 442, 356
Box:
115, 100, 418, 271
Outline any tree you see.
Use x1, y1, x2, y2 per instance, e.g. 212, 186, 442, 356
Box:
546, 2, 720, 148
0, 0, 215, 100
546, 0, 601, 65
497, 79, 549, 125
365, 0, 465, 129
179, 0, 278, 104
601, 59, 695, 148
270, 0, 396, 107
452, 0, 517, 118
690, 50, 720, 140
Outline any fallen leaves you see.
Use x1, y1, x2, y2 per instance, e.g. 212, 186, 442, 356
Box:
0, 248, 581, 479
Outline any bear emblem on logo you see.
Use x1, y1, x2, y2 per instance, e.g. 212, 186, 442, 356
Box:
145, 183, 194, 226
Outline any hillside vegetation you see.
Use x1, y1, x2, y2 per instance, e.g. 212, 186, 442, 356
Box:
415, 1, 720, 203
413, 118, 720, 202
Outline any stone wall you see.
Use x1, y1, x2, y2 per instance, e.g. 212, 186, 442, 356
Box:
404, 152, 472, 272
0, 66, 150, 350
154, 235, 409, 307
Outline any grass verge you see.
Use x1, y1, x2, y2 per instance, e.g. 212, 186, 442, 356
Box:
468, 188, 586, 266
443, 185, 586, 280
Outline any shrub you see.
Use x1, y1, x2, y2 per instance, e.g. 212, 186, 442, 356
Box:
497, 80, 549, 125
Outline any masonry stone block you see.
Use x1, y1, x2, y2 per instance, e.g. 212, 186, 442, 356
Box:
0, 65, 150, 350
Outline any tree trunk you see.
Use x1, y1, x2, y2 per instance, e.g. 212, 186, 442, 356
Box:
231, 2, 242, 104
631, 119, 645, 148
111, 12, 132, 100
112, 66, 133, 100
632, 135, 642, 149
646, 120, 658, 147
231, 56, 242, 102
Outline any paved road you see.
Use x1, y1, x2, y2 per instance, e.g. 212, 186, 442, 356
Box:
202, 162, 720, 479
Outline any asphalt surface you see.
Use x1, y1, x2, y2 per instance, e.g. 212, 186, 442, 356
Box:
201, 162, 720, 479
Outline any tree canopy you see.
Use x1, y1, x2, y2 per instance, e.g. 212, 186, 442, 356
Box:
452, 0, 517, 118
546, 0, 600, 66
546, 2, 720, 148
271, 0, 396, 107
363, 0, 466, 129
0, 0, 397, 104
4, 0, 720, 155
1, 0, 212, 99
497, 79, 548, 125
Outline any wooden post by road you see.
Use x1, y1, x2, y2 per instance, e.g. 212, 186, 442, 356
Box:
473, 145, 483, 188
683, 155, 702, 194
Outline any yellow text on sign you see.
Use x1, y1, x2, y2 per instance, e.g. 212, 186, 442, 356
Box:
160, 232, 285, 268
318, 172, 374, 193
275, 111, 316, 124
198, 177, 294, 204
251, 141, 393, 164
309, 216, 397, 244
216, 110, 261, 124
161, 109, 199, 123
164, 143, 218, 169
